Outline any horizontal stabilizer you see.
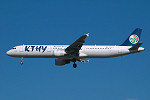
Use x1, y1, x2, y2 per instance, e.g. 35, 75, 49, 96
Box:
129, 42, 143, 50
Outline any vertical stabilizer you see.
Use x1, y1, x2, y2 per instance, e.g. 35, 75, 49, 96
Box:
121, 28, 142, 46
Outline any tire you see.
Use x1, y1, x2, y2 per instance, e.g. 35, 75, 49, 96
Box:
73, 64, 77, 68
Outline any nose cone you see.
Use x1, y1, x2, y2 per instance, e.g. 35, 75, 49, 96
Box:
6, 50, 11, 56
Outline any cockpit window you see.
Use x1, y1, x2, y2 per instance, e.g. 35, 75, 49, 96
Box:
13, 48, 16, 49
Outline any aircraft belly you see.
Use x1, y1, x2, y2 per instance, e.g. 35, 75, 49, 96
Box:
83, 50, 121, 58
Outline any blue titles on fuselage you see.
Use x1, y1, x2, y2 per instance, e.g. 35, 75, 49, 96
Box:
25, 46, 47, 52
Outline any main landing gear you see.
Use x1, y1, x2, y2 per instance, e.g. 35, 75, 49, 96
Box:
72, 58, 77, 68
73, 63, 77, 68
72, 59, 89, 68
20, 57, 23, 65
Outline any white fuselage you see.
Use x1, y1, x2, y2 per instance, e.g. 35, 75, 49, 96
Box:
6, 45, 145, 59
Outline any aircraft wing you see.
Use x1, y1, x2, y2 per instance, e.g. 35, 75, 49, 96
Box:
65, 33, 89, 57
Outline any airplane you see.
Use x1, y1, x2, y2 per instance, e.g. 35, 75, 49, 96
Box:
6, 28, 145, 68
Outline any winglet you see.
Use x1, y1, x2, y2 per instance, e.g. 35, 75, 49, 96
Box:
86, 33, 89, 37
129, 42, 143, 50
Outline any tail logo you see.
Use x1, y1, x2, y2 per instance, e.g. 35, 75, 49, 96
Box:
129, 34, 139, 44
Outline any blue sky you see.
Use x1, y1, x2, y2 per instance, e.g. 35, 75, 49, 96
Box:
0, 0, 150, 100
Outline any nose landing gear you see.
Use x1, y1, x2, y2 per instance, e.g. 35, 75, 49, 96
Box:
20, 57, 23, 65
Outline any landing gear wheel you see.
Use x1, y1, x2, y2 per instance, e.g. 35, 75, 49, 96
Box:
73, 63, 77, 68
20, 62, 23, 65
20, 57, 23, 65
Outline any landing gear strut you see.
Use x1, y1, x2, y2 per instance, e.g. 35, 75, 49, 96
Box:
20, 57, 23, 65
72, 58, 77, 68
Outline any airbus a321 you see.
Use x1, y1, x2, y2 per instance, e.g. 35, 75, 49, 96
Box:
6, 28, 145, 68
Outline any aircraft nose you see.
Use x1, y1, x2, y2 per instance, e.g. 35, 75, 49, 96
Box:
6, 50, 11, 56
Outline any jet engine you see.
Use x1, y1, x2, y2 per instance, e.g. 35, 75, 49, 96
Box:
55, 59, 70, 66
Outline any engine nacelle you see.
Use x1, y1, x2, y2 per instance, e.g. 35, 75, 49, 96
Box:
55, 59, 70, 66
